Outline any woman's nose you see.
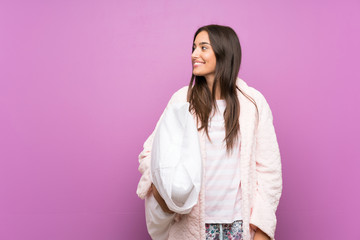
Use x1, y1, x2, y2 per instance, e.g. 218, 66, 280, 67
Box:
191, 47, 199, 58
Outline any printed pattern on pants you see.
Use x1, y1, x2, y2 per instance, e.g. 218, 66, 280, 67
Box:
205, 220, 243, 240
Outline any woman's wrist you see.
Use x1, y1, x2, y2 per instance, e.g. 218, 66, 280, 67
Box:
151, 183, 174, 214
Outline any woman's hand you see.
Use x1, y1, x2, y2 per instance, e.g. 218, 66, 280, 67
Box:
151, 183, 175, 214
253, 228, 271, 240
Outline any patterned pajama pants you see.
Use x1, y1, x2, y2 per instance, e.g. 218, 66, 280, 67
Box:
205, 220, 243, 240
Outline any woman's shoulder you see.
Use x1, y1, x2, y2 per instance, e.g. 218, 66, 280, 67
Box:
167, 85, 189, 105
237, 77, 269, 107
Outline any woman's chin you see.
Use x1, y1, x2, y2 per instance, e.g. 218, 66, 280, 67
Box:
192, 71, 203, 77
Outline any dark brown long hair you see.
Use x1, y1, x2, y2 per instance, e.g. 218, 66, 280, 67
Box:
187, 24, 258, 154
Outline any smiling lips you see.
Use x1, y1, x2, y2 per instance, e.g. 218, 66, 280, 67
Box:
193, 61, 205, 67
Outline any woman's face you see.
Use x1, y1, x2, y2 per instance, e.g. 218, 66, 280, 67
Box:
191, 31, 216, 81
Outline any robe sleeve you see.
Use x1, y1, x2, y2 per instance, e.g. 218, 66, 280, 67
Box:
249, 96, 283, 240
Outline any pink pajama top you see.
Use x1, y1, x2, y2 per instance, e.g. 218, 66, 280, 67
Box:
205, 99, 242, 223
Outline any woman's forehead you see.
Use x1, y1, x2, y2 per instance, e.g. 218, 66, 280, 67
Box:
194, 31, 210, 45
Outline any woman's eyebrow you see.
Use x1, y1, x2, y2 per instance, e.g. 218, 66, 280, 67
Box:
193, 42, 211, 46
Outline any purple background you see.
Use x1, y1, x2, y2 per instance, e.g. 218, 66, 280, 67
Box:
1, 0, 359, 239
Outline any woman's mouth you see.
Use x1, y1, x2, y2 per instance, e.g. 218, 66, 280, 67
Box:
193, 61, 205, 67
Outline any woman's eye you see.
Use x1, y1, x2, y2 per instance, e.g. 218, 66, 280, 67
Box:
192, 46, 207, 52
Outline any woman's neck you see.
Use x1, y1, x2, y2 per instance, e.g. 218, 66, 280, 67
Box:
206, 78, 223, 100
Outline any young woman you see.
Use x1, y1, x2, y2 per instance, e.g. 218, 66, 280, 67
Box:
137, 24, 283, 240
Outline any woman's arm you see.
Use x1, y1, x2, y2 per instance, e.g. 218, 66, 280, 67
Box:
151, 183, 174, 214
249, 96, 283, 240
